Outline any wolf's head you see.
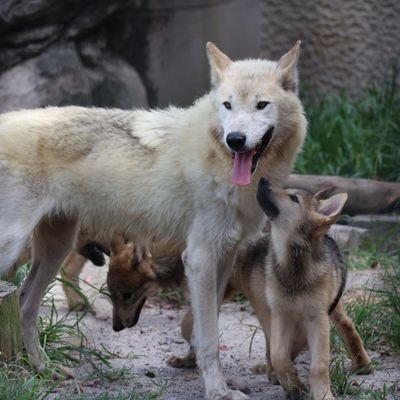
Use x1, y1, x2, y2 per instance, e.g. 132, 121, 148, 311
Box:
107, 236, 158, 332
256, 178, 348, 254
207, 42, 305, 186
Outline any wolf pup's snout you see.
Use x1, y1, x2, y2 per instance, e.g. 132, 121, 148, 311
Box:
256, 178, 280, 219
226, 131, 246, 152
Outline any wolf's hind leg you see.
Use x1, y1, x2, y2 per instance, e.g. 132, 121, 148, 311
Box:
20, 215, 78, 375
0, 174, 54, 277
0, 223, 31, 278
168, 308, 197, 368
330, 300, 372, 373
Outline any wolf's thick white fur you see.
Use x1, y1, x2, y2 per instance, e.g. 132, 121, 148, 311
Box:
0, 42, 306, 399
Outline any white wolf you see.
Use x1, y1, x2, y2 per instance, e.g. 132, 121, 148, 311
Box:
0, 42, 306, 399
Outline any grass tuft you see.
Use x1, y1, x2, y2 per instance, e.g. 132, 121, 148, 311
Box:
296, 68, 400, 181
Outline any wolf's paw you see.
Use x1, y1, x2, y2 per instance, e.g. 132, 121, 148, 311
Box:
37, 364, 75, 381
167, 355, 197, 369
66, 294, 92, 313
227, 379, 251, 395
251, 363, 279, 385
250, 363, 266, 374
52, 364, 75, 380
352, 361, 374, 375
68, 301, 89, 312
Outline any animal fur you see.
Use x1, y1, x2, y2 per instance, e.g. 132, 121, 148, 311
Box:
104, 231, 370, 390
0, 42, 305, 399
9, 233, 110, 312
256, 178, 371, 400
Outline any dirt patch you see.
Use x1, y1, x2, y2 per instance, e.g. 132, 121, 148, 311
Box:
45, 263, 400, 399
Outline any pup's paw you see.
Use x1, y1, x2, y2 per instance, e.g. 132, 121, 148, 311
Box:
251, 363, 279, 385
167, 355, 197, 369
250, 363, 266, 374
352, 361, 374, 375
41, 364, 75, 381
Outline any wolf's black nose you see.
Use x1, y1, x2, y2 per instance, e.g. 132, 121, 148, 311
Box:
226, 132, 246, 152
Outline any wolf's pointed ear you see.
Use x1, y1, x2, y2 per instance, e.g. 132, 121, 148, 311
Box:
276, 41, 301, 94
317, 193, 348, 223
207, 42, 232, 86
314, 185, 335, 200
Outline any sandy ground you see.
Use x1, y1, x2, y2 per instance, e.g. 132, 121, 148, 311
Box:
44, 262, 400, 399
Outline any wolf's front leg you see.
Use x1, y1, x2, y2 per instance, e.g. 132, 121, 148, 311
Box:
183, 229, 247, 400
305, 313, 334, 400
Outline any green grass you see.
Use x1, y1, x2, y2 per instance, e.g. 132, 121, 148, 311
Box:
329, 354, 359, 396
342, 229, 400, 353
296, 69, 400, 181
0, 361, 53, 400
329, 235, 400, 397
373, 264, 400, 353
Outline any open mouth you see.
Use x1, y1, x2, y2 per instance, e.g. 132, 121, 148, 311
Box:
231, 127, 274, 186
251, 127, 274, 173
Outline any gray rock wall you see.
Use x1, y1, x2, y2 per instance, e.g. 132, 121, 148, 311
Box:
0, 0, 149, 112
138, 0, 261, 107
260, 0, 400, 95
0, 0, 398, 111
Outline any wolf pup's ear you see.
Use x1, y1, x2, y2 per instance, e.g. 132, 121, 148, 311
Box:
206, 42, 232, 86
317, 193, 348, 224
314, 185, 335, 200
276, 41, 301, 94
110, 235, 127, 255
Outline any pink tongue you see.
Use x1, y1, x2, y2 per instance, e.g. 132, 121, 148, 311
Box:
231, 150, 255, 186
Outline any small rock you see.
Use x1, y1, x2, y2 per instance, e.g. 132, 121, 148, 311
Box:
144, 370, 156, 378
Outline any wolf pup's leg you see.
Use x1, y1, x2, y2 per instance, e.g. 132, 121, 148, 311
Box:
60, 252, 88, 311
183, 226, 247, 400
168, 309, 197, 368
305, 313, 334, 400
269, 311, 308, 399
20, 215, 78, 376
330, 300, 371, 373
246, 292, 277, 384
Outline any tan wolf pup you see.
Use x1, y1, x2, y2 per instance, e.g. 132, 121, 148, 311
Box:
0, 42, 305, 399
106, 233, 370, 389
256, 178, 371, 399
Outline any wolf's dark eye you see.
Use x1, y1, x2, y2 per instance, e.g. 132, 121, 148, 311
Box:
256, 101, 270, 110
289, 194, 299, 203
223, 101, 232, 110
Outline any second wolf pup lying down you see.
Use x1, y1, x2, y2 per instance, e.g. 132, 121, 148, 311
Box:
105, 184, 371, 399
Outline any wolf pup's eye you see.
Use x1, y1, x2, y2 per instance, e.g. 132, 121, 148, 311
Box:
222, 101, 232, 110
256, 101, 270, 110
289, 194, 299, 203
